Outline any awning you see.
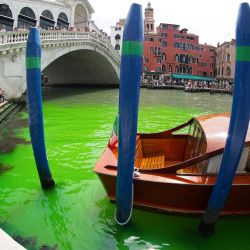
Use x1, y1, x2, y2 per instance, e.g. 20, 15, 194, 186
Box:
170, 74, 216, 82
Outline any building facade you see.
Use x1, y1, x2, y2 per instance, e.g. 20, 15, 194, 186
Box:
110, 18, 125, 55
216, 39, 235, 84
0, 0, 98, 31
143, 3, 216, 81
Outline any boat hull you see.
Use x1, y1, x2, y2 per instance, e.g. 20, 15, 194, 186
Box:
95, 170, 250, 215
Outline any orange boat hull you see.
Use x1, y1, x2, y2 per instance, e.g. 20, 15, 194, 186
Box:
94, 148, 250, 215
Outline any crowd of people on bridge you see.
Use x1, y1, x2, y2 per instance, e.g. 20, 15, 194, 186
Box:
0, 24, 111, 41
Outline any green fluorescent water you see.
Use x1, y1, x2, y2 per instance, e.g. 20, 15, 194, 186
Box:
0, 88, 249, 250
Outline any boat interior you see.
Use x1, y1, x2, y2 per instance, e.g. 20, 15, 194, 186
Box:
134, 118, 250, 175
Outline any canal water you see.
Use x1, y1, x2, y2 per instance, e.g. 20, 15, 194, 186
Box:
0, 88, 249, 250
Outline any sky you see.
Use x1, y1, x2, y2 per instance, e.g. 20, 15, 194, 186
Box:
90, 0, 245, 46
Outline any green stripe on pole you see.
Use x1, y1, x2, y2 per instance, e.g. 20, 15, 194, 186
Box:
236, 46, 250, 61
26, 57, 41, 69
122, 41, 143, 56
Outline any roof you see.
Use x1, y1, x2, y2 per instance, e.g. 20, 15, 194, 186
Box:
171, 74, 216, 82
196, 113, 250, 153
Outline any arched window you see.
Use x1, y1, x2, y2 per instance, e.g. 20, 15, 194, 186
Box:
175, 65, 179, 73
227, 53, 231, 62
40, 10, 55, 29
226, 66, 231, 76
0, 4, 14, 31
74, 4, 88, 29
150, 24, 153, 31
18, 7, 36, 29
174, 42, 179, 48
115, 44, 120, 50
162, 53, 166, 60
115, 34, 121, 40
147, 24, 149, 30
185, 55, 189, 64
162, 64, 166, 72
175, 54, 179, 62
190, 44, 194, 50
168, 65, 172, 72
57, 12, 69, 29
221, 67, 224, 76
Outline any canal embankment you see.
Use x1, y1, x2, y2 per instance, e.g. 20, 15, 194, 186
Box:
0, 101, 23, 129
0, 229, 26, 250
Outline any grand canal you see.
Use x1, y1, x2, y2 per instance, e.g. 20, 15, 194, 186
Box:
1, 88, 250, 250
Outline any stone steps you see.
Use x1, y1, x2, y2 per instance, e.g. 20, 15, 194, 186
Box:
0, 102, 22, 129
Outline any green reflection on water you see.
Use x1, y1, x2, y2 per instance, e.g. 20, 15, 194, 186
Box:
1, 88, 249, 250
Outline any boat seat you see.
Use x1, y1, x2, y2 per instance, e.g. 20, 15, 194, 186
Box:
135, 139, 165, 170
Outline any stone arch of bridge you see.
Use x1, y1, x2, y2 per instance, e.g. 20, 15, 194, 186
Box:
42, 47, 119, 86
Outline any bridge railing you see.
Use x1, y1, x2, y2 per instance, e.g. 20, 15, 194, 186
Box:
0, 30, 119, 61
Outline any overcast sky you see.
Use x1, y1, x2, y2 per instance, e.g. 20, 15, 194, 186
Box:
90, 0, 245, 46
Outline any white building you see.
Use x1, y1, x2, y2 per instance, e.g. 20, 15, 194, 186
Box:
0, 0, 99, 32
110, 18, 125, 55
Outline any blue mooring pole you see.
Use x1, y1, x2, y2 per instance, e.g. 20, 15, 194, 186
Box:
26, 28, 55, 189
115, 3, 143, 225
198, 2, 250, 235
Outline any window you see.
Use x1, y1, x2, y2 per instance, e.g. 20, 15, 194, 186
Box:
115, 27, 121, 31
161, 24, 168, 29
57, 12, 68, 28
0, 4, 14, 30
174, 42, 179, 48
18, 7, 37, 29
157, 59, 161, 63
175, 54, 179, 62
115, 44, 120, 50
162, 64, 166, 71
162, 41, 167, 47
168, 65, 172, 72
144, 58, 149, 63
161, 32, 167, 37
150, 47, 154, 53
189, 56, 193, 64
173, 25, 179, 30
40, 10, 55, 29
115, 34, 121, 40
227, 53, 231, 62
226, 66, 231, 76
157, 38, 161, 42
157, 48, 161, 55
175, 65, 179, 73
162, 53, 166, 60
218, 67, 220, 76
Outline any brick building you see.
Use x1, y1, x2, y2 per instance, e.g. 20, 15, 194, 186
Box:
143, 2, 216, 82
216, 39, 235, 84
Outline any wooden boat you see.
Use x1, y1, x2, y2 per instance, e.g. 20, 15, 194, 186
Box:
94, 113, 250, 214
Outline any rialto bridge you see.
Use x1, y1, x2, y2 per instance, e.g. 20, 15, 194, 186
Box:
0, 0, 120, 100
